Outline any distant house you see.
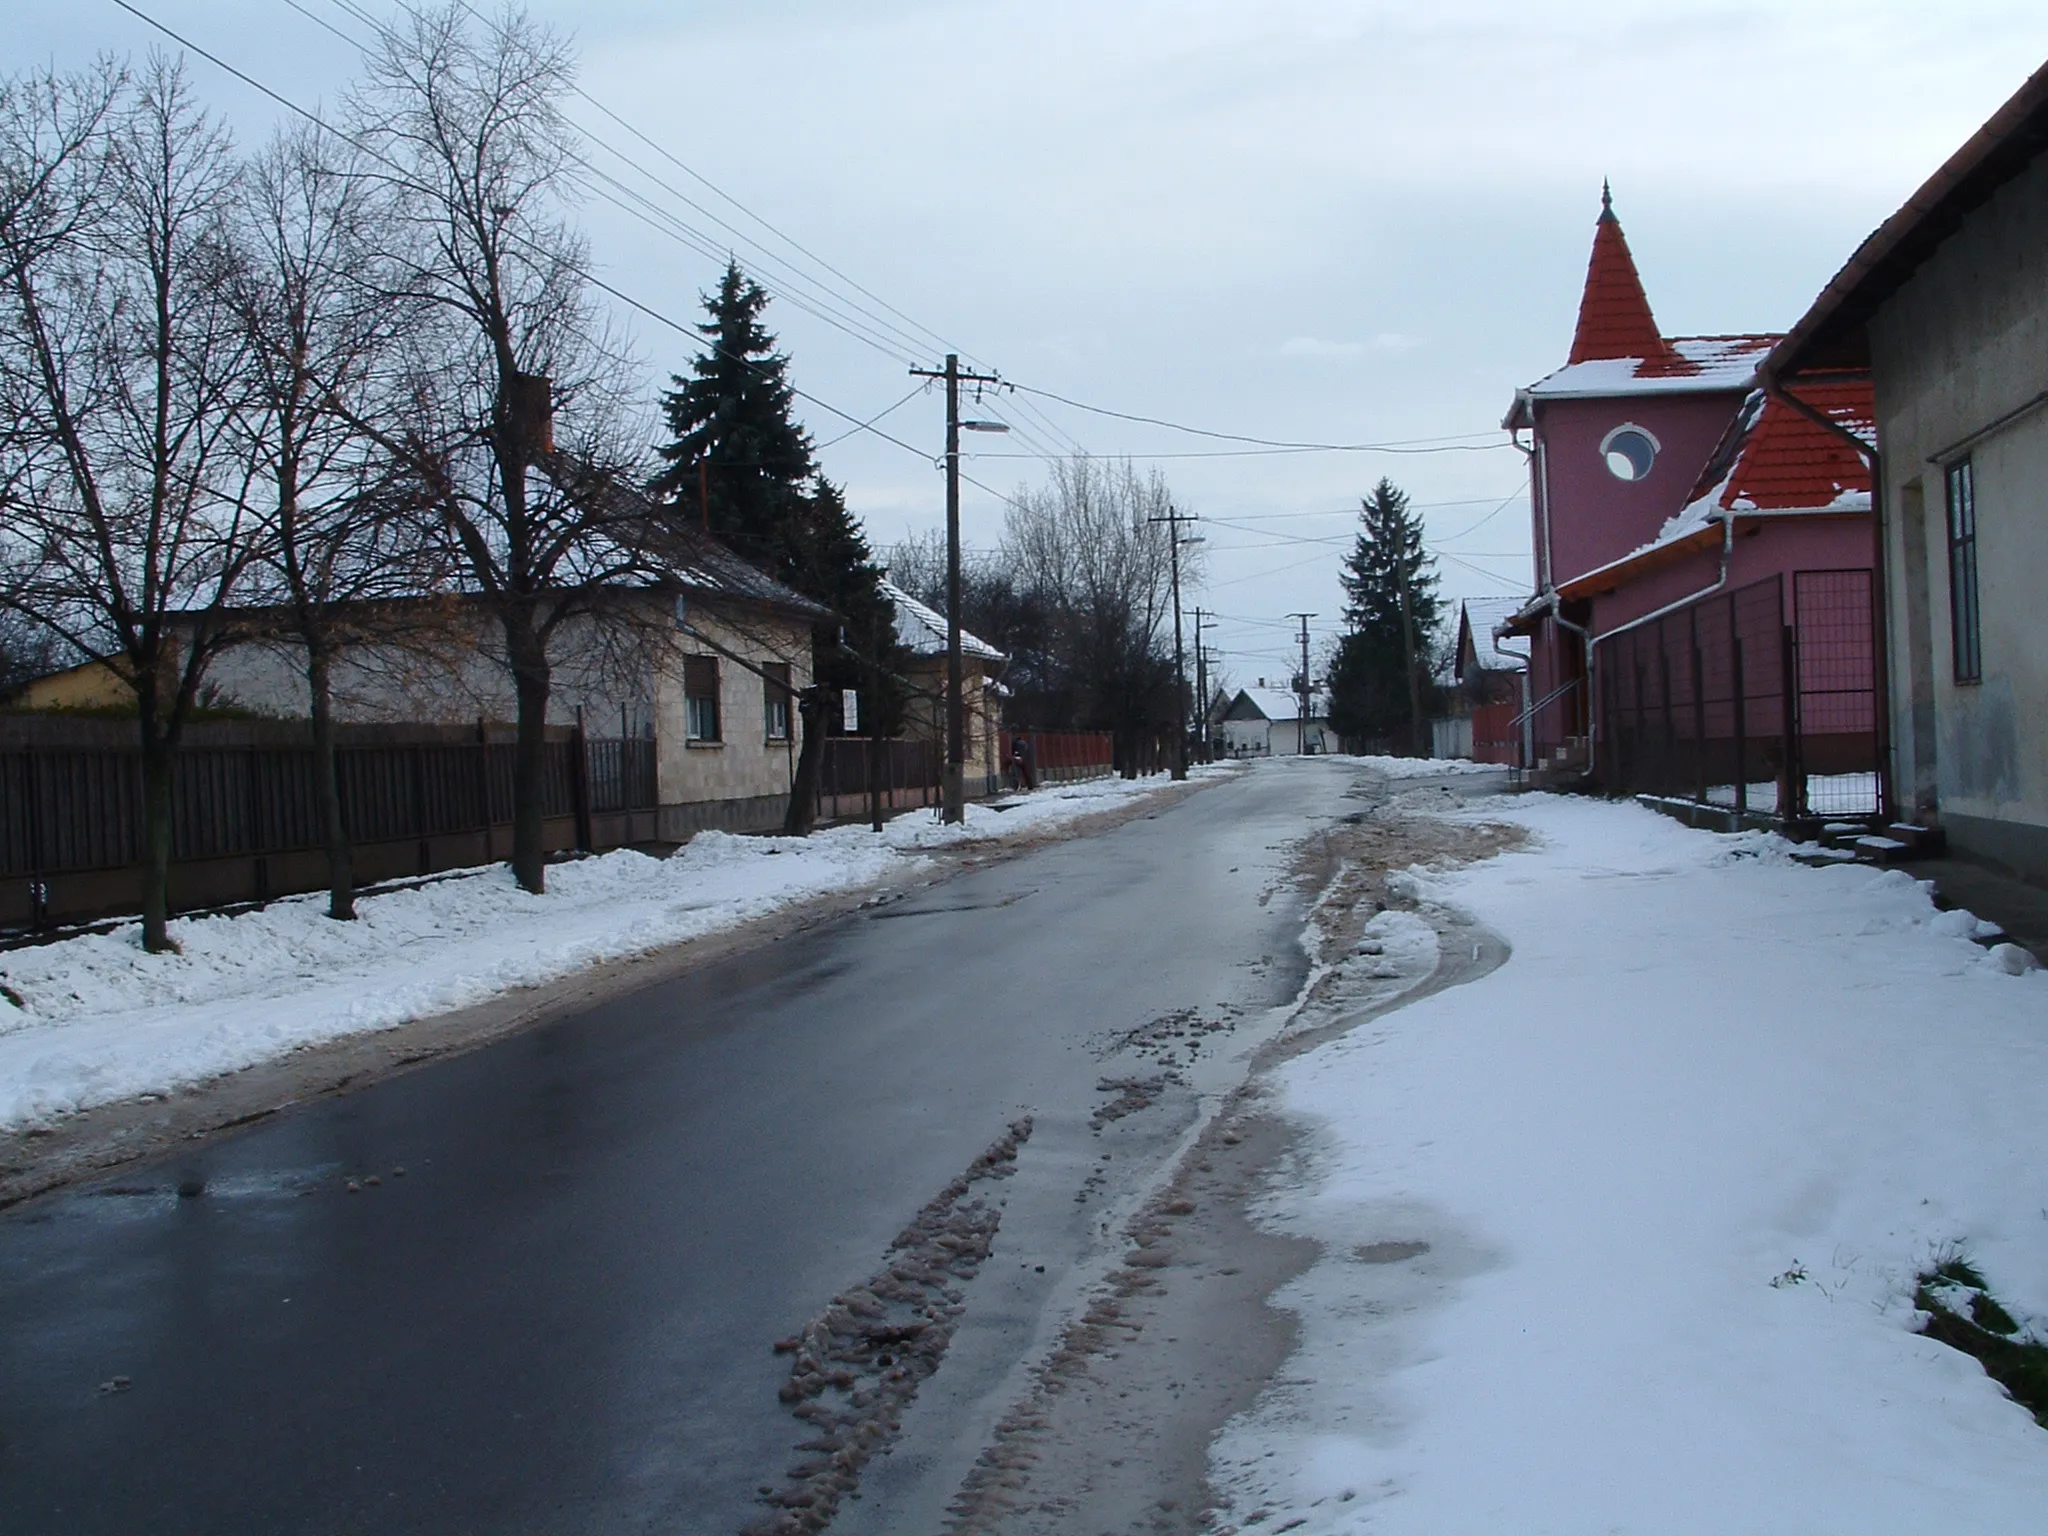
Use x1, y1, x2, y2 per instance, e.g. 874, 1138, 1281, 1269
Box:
1765, 58, 2048, 879
1500, 187, 1881, 817
878, 578, 1007, 794
1432, 597, 1528, 763
1217, 683, 1332, 757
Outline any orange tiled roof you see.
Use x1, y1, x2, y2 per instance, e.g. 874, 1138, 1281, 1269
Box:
1567, 186, 1693, 375
1688, 377, 1874, 512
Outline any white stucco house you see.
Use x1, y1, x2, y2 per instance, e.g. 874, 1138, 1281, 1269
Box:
1217, 683, 1332, 757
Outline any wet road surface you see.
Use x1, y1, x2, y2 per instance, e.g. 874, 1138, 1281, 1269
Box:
0, 760, 1362, 1534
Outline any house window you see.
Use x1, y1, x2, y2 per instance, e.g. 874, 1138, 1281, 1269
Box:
1946, 458, 1981, 684
762, 661, 792, 741
1600, 423, 1659, 482
684, 654, 721, 741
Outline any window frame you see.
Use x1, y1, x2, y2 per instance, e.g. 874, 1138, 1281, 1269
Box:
683, 654, 722, 743
1945, 457, 1982, 685
762, 661, 793, 742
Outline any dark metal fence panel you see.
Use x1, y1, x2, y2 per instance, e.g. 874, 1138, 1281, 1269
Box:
1597, 568, 1880, 820
1793, 569, 1883, 816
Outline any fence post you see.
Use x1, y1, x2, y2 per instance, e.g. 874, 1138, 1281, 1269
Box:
1781, 623, 1804, 821
475, 718, 492, 862
411, 742, 429, 876
1732, 634, 1748, 816
1658, 647, 1676, 796
1691, 640, 1708, 806
25, 745, 48, 930
570, 706, 594, 854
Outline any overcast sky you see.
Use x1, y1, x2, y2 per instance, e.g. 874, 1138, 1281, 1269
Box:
17, 1, 2048, 685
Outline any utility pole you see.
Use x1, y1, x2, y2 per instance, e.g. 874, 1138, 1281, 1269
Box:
909, 354, 1003, 822
1147, 504, 1200, 780
1288, 613, 1316, 755
1192, 608, 1217, 762
1396, 552, 1422, 757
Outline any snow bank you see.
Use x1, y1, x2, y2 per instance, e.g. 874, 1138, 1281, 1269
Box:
1323, 753, 1507, 779
0, 767, 1226, 1131
1215, 793, 2048, 1534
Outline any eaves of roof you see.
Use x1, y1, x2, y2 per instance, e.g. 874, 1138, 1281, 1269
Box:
1768, 56, 2048, 377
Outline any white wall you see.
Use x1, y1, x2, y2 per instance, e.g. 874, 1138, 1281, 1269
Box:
1869, 151, 2048, 877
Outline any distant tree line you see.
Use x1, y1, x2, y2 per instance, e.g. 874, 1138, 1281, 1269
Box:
889, 456, 1196, 776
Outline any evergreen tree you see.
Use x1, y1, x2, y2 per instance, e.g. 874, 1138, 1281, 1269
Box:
1327, 477, 1443, 749
651, 261, 907, 828
650, 260, 818, 564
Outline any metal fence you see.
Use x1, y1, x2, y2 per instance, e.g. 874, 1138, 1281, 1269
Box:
0, 717, 656, 930
812, 729, 1120, 822
1597, 569, 1883, 821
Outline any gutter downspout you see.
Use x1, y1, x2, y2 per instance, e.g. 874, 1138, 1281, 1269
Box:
1578, 510, 1738, 776
1758, 372, 1891, 821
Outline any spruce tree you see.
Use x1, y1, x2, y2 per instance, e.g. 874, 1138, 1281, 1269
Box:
651, 260, 818, 566
1327, 477, 1443, 750
651, 261, 907, 827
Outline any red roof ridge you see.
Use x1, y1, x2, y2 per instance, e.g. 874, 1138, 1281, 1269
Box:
1567, 185, 1693, 375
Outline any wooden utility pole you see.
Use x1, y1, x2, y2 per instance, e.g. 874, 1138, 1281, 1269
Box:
1396, 552, 1423, 756
1192, 608, 1217, 762
909, 354, 1003, 822
1147, 505, 1200, 780
1288, 612, 1316, 755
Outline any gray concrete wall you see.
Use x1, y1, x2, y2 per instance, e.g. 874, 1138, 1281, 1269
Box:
1869, 150, 2048, 874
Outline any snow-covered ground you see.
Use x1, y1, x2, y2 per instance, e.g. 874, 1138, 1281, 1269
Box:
1321, 754, 1508, 779
0, 766, 1236, 1132
1215, 792, 2048, 1534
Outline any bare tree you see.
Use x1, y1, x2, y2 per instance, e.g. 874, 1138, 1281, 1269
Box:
349, 3, 654, 893
226, 122, 437, 920
0, 57, 265, 951
1002, 457, 1195, 773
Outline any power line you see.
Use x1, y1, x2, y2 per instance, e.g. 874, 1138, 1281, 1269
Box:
1008, 384, 1514, 456
107, 0, 954, 474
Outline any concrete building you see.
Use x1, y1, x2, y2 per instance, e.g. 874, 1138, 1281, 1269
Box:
1766, 59, 2048, 878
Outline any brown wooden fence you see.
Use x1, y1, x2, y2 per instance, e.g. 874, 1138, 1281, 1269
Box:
0, 716, 656, 931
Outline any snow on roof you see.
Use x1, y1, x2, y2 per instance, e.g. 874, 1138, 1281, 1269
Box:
878, 579, 1005, 662
1460, 597, 1530, 673
1231, 686, 1329, 723
1522, 334, 1780, 403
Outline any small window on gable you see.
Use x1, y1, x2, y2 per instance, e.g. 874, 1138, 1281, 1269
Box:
1601, 423, 1659, 482
684, 654, 720, 742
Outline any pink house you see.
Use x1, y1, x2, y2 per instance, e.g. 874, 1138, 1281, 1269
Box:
1501, 189, 1884, 819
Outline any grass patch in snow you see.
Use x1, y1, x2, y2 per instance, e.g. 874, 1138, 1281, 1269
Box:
1915, 1252, 2048, 1429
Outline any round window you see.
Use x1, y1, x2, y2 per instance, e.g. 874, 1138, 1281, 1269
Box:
1601, 424, 1658, 482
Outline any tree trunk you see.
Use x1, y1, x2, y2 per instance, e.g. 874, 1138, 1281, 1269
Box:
784, 689, 827, 835
506, 612, 552, 894
307, 641, 355, 920
138, 726, 176, 954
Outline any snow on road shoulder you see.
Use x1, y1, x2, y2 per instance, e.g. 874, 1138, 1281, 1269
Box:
1214, 793, 2048, 1535
0, 768, 1227, 1132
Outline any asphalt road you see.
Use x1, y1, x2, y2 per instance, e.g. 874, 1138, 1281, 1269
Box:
0, 759, 1361, 1535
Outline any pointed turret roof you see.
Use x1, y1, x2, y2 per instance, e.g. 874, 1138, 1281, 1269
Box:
1567, 184, 1692, 375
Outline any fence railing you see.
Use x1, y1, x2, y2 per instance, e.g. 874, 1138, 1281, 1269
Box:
1597, 569, 1883, 821
0, 716, 656, 930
